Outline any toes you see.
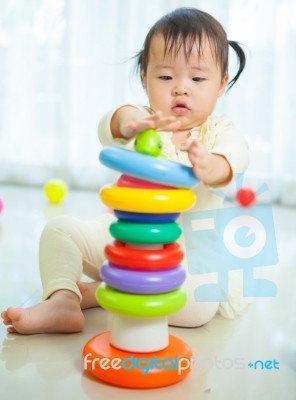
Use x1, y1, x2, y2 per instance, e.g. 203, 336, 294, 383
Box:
1, 311, 12, 325
7, 326, 17, 333
6, 307, 21, 322
1, 310, 7, 319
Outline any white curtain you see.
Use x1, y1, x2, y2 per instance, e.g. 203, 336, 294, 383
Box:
0, 0, 295, 204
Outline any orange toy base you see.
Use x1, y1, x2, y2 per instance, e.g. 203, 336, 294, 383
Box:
83, 331, 193, 388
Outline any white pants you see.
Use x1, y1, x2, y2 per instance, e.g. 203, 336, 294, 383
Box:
39, 214, 219, 328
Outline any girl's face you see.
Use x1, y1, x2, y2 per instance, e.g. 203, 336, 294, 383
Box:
141, 34, 229, 130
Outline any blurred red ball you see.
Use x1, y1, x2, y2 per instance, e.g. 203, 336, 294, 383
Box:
235, 188, 256, 207
0, 197, 4, 214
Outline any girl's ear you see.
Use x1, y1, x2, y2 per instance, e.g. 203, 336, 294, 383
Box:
218, 74, 229, 97
141, 70, 147, 88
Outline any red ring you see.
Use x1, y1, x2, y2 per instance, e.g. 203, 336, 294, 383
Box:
117, 174, 174, 190
104, 240, 184, 270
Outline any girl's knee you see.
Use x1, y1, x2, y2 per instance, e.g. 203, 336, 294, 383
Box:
168, 301, 219, 328
41, 216, 78, 238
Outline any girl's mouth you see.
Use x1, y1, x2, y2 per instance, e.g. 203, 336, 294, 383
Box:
172, 102, 190, 115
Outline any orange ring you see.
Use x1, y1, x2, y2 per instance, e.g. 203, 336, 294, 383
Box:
104, 240, 184, 270
83, 332, 193, 388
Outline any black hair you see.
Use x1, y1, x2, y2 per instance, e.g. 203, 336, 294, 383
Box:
135, 7, 246, 91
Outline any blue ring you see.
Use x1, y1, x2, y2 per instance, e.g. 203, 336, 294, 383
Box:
99, 147, 199, 188
100, 261, 186, 294
114, 210, 180, 223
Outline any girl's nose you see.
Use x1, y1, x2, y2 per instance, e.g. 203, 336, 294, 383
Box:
173, 85, 188, 96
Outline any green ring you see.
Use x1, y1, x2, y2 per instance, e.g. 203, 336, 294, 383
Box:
109, 220, 182, 244
96, 283, 186, 317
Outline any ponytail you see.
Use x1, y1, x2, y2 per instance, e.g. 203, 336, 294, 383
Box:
227, 41, 246, 90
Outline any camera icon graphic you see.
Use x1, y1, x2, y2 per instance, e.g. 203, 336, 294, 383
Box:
223, 215, 266, 260
182, 194, 278, 302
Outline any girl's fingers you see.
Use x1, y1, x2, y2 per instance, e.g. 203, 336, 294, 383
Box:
180, 140, 199, 151
165, 120, 182, 131
153, 116, 181, 132
121, 112, 181, 137
149, 111, 163, 121
121, 119, 155, 137
148, 113, 180, 130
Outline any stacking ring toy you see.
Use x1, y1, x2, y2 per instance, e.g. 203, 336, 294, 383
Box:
109, 220, 182, 244
99, 147, 199, 188
96, 283, 186, 317
100, 185, 196, 213
114, 210, 180, 223
117, 174, 173, 190
105, 241, 184, 270
100, 261, 186, 294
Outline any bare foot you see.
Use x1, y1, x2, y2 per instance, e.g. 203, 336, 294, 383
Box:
1, 290, 84, 334
77, 281, 101, 309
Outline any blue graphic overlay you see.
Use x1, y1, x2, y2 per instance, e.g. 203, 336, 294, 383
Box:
182, 177, 278, 302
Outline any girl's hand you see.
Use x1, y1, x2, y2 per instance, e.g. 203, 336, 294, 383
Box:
120, 111, 181, 138
181, 140, 232, 186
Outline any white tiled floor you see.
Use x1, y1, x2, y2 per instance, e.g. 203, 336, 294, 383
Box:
0, 184, 295, 400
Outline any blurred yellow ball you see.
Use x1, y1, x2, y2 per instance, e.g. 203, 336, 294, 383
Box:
44, 179, 68, 205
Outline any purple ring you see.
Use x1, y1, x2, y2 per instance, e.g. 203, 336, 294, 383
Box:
100, 261, 186, 294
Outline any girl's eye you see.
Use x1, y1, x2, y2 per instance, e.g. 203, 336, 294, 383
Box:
159, 76, 172, 80
192, 77, 204, 82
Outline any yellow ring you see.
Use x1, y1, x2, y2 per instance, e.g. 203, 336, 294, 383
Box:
100, 185, 196, 213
